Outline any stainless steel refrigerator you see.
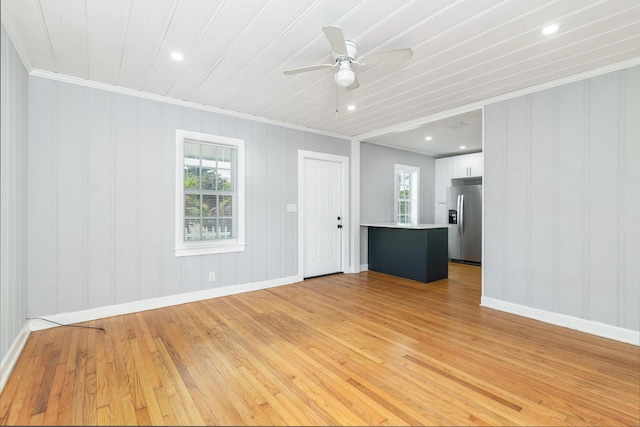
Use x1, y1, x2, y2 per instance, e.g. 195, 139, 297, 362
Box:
446, 184, 482, 264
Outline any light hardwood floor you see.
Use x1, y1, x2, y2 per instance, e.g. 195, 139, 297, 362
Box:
1, 263, 638, 426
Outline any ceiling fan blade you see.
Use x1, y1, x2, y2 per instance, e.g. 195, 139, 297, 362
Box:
360, 48, 413, 65
346, 75, 360, 90
283, 63, 335, 75
322, 25, 348, 56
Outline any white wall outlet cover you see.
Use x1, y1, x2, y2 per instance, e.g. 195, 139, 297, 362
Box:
208, 271, 216, 282
286, 204, 297, 212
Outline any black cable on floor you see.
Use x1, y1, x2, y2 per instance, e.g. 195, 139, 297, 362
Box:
27, 317, 106, 333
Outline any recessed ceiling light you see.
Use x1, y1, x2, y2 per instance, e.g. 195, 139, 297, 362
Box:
171, 52, 184, 61
542, 24, 559, 35
459, 145, 466, 149
425, 136, 432, 141
347, 105, 356, 111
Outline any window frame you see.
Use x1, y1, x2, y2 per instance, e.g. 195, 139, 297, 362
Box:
175, 129, 245, 257
394, 164, 420, 225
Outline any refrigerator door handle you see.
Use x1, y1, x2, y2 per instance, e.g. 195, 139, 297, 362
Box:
456, 195, 460, 236
459, 194, 464, 236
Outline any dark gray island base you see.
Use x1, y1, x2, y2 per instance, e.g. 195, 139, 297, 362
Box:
364, 223, 449, 283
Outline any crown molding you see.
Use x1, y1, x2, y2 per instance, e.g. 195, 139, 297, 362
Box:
355, 57, 640, 141
28, 69, 352, 142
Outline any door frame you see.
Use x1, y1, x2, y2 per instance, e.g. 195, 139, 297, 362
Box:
298, 150, 350, 279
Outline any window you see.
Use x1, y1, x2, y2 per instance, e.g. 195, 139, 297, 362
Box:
394, 164, 419, 225
175, 130, 245, 256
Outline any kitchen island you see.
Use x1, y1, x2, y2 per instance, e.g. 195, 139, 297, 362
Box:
362, 223, 449, 283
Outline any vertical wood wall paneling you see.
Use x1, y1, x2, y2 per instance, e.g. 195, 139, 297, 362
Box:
134, 97, 142, 301
251, 122, 269, 282
360, 143, 395, 224
57, 82, 85, 312
139, 98, 162, 298
235, 116, 254, 286
556, 81, 587, 318
281, 128, 297, 277
587, 73, 619, 326
113, 93, 138, 304
87, 87, 113, 308
504, 98, 530, 305
529, 90, 555, 312
26, 78, 54, 316
359, 142, 436, 265
621, 66, 640, 331
26, 77, 350, 318
0, 23, 28, 368
483, 65, 640, 332
159, 103, 184, 297
267, 125, 283, 281
616, 75, 624, 330
482, 104, 507, 300
82, 86, 90, 311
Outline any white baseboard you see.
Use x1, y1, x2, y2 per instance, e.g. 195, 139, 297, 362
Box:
360, 264, 368, 272
481, 296, 639, 346
30, 274, 303, 332
0, 322, 31, 393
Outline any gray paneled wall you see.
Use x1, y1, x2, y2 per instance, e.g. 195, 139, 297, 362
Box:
0, 23, 28, 370
360, 142, 435, 265
27, 76, 349, 318
484, 65, 640, 332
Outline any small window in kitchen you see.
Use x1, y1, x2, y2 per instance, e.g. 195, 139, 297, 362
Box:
394, 164, 419, 225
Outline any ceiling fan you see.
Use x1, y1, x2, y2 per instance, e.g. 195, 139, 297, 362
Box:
283, 25, 413, 90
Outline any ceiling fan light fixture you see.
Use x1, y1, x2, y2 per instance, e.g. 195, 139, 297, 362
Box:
284, 25, 413, 92
335, 66, 355, 87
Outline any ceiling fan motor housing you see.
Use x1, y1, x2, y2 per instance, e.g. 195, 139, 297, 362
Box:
333, 40, 357, 86
333, 40, 358, 62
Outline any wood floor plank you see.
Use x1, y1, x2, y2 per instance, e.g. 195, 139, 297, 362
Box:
12, 342, 57, 425
161, 315, 244, 425
53, 370, 75, 426
41, 363, 66, 425
1, 263, 638, 426
129, 338, 165, 425
70, 330, 88, 425
31, 349, 60, 415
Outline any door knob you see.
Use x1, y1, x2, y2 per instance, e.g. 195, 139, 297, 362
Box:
337, 224, 343, 229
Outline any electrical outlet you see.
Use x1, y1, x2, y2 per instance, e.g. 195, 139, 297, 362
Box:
208, 271, 216, 282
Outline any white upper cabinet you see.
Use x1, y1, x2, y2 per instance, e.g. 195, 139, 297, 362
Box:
434, 152, 483, 224
468, 152, 484, 177
451, 152, 483, 178
451, 155, 469, 178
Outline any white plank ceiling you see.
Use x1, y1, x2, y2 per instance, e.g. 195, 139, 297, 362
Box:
2, 0, 639, 156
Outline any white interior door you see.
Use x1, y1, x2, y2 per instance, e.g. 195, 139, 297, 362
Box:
303, 158, 342, 278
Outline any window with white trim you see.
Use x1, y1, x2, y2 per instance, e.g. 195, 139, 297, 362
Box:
394, 164, 419, 225
175, 130, 245, 256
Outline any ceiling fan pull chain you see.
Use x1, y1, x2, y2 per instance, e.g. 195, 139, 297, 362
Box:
335, 84, 339, 120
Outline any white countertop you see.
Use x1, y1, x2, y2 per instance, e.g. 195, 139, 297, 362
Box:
360, 223, 449, 229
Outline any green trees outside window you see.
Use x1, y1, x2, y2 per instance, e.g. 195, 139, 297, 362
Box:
183, 141, 235, 241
